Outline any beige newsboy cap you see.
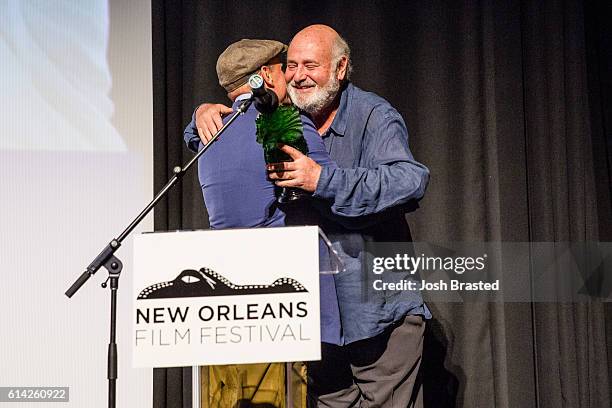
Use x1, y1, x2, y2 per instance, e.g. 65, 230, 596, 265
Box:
216, 39, 287, 93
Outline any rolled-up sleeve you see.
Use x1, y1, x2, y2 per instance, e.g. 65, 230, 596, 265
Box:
313, 107, 429, 217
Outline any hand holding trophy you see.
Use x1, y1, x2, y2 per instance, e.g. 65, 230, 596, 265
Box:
256, 103, 309, 203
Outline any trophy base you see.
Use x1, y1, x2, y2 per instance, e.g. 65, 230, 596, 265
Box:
278, 187, 307, 203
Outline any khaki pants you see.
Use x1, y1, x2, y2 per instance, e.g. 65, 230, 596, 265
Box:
200, 362, 307, 408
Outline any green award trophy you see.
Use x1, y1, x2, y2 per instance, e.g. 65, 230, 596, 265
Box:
256, 104, 309, 203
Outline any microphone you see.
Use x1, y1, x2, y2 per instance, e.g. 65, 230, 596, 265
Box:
248, 74, 278, 114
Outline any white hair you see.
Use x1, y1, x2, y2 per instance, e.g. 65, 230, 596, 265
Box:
332, 35, 353, 80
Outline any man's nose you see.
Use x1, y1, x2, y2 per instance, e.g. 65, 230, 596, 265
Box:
293, 65, 308, 82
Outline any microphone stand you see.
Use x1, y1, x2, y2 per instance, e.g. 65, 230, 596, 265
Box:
65, 97, 253, 408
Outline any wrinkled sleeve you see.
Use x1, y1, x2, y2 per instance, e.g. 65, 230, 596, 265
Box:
313, 107, 429, 217
183, 108, 201, 153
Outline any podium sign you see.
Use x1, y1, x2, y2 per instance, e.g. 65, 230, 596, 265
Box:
132, 226, 321, 368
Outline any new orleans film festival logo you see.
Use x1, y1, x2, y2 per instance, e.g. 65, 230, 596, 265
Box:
135, 267, 312, 347
138, 267, 307, 298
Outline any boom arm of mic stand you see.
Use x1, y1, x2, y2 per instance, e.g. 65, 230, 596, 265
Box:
65, 98, 253, 298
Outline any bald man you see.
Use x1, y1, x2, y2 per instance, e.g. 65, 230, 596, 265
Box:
188, 25, 430, 408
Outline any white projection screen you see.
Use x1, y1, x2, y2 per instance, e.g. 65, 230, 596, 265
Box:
0, 0, 153, 406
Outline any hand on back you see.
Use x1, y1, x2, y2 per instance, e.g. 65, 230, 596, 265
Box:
195, 103, 233, 144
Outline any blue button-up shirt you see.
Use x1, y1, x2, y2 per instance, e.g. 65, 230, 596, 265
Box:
312, 83, 431, 344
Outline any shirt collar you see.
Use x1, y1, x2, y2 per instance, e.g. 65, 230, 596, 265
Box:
327, 82, 352, 137
232, 93, 253, 109
235, 93, 251, 102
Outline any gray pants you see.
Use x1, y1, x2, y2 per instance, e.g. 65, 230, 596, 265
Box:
307, 315, 425, 408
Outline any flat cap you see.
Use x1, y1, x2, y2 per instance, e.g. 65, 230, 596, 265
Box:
216, 39, 287, 93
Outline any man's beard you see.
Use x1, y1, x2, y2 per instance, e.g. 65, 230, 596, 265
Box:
287, 71, 340, 116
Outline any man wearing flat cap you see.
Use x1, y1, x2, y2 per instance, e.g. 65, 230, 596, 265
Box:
183, 39, 341, 407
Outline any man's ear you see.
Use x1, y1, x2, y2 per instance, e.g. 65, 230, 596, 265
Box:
336, 56, 348, 81
260, 66, 274, 87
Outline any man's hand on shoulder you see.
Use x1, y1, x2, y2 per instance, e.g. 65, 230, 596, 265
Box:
195, 103, 233, 144
267, 145, 322, 193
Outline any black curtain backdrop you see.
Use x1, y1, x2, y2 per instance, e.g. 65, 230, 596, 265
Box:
151, 1, 612, 407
